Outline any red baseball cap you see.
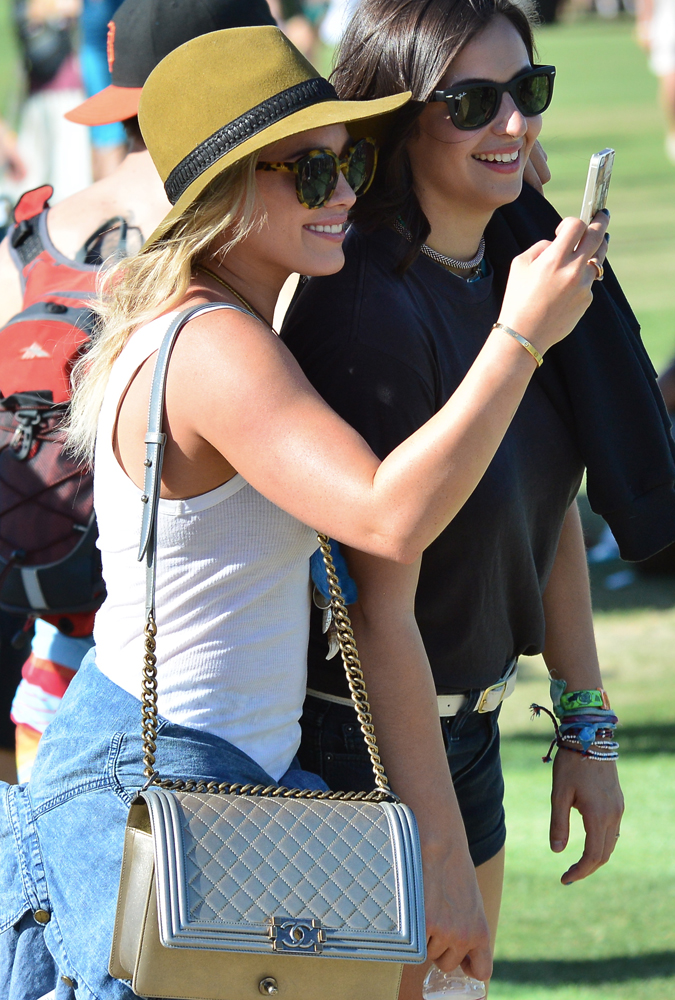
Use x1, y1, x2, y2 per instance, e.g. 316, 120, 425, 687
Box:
66, 0, 276, 126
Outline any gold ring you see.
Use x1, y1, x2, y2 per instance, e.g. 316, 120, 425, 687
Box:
588, 258, 604, 281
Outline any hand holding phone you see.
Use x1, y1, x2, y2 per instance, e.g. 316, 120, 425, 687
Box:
580, 148, 615, 226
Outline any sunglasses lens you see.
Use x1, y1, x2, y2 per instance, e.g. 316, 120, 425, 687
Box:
346, 139, 377, 195
516, 72, 551, 116
298, 153, 338, 208
452, 86, 498, 129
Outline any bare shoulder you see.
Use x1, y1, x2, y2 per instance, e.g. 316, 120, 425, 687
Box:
46, 181, 119, 259
0, 235, 23, 327
170, 301, 305, 391
162, 297, 317, 446
47, 154, 170, 258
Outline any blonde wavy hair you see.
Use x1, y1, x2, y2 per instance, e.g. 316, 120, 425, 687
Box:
67, 152, 261, 464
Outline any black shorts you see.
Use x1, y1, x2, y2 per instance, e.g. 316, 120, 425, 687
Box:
298, 695, 506, 868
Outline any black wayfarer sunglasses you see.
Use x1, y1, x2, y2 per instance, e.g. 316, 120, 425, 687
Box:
256, 137, 378, 209
430, 65, 556, 131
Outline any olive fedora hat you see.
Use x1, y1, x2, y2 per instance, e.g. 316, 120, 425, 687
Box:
138, 25, 410, 244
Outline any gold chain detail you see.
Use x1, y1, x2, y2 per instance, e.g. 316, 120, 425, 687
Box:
316, 533, 392, 794
141, 615, 159, 779
141, 536, 395, 802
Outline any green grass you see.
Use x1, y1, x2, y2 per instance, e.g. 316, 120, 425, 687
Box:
0, 0, 21, 125
537, 16, 675, 369
497, 493, 675, 998
496, 650, 675, 998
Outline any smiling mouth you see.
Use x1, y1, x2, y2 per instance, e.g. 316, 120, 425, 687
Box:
305, 223, 349, 234
472, 151, 520, 162
472, 149, 520, 163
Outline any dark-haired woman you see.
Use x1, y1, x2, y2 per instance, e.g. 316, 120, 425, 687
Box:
281, 1, 628, 992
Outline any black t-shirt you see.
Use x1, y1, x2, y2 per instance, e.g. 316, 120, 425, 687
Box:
282, 224, 583, 695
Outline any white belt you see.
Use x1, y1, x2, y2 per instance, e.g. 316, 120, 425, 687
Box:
308, 661, 518, 718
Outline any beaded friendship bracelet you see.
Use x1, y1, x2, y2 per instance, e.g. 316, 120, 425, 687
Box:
535, 678, 620, 760
530, 704, 619, 762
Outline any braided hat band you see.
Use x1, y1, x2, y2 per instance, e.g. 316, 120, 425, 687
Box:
164, 79, 337, 205
139, 26, 411, 247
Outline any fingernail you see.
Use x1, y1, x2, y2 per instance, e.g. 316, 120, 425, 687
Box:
605, 232, 611, 243
601, 207, 610, 216
552, 840, 566, 852
563, 880, 574, 886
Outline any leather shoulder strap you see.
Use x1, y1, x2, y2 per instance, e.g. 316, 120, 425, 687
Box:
136, 301, 254, 617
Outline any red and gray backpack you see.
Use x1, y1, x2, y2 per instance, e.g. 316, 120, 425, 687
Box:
0, 186, 105, 619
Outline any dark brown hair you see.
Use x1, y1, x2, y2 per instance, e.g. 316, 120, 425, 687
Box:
334, 0, 537, 271
122, 116, 144, 148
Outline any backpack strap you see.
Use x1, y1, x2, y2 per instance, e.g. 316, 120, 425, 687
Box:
135, 302, 255, 619
9, 185, 53, 270
14, 185, 53, 224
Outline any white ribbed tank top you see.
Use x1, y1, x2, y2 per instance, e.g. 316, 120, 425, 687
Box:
93, 309, 318, 780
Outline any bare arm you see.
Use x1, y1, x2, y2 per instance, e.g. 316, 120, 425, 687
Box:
635, 0, 654, 49
0, 121, 26, 184
343, 548, 492, 982
542, 502, 624, 884
152, 217, 609, 563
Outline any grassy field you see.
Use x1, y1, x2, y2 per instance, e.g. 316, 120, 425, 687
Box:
0, 8, 674, 999
535, 15, 675, 368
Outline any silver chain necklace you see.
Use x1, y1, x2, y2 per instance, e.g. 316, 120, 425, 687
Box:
394, 218, 486, 272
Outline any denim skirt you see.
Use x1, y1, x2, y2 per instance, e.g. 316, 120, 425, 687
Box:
0, 652, 326, 1000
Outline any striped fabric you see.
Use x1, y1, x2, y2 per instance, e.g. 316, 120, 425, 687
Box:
11, 619, 94, 782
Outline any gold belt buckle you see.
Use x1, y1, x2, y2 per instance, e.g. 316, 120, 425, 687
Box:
477, 678, 508, 713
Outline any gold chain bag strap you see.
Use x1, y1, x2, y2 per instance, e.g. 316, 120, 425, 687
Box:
109, 304, 426, 1000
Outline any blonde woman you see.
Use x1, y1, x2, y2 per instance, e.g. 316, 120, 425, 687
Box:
0, 25, 608, 999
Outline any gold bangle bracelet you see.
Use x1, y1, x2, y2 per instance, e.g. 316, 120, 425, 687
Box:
492, 323, 544, 368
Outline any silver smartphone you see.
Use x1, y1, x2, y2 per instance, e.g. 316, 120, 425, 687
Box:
580, 148, 615, 225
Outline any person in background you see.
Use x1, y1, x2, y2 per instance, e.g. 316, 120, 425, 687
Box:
6, 0, 92, 203
0, 118, 27, 185
320, 0, 359, 45
636, 0, 675, 162
79, 0, 126, 179
0, 120, 25, 239
275, 0, 329, 59
0, 0, 278, 784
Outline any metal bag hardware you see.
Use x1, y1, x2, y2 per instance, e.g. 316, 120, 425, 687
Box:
108, 304, 426, 1000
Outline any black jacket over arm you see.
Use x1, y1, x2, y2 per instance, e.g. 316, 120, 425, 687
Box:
488, 183, 675, 561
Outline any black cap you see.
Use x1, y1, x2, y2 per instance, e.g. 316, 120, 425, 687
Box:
65, 0, 276, 125
111, 0, 277, 87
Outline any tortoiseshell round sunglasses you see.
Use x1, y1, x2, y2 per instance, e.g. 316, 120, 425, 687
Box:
256, 137, 378, 208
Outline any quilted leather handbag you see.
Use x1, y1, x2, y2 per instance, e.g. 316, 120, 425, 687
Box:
109, 304, 427, 1000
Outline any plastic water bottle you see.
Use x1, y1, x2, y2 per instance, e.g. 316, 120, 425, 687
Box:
422, 964, 486, 999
